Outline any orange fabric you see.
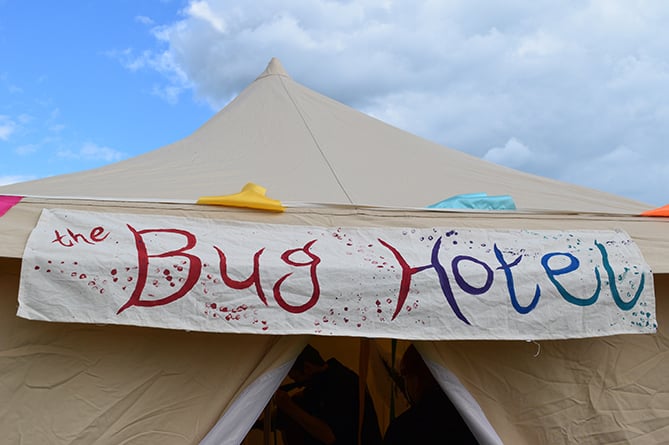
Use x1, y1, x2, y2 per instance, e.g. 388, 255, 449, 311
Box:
641, 204, 669, 217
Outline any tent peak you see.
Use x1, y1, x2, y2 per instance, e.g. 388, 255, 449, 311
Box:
256, 57, 290, 80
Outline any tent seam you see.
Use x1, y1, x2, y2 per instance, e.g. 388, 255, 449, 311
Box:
277, 76, 354, 204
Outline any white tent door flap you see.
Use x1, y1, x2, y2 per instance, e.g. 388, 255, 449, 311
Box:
18, 209, 655, 340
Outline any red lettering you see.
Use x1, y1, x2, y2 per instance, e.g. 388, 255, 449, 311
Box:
52, 229, 74, 247
378, 238, 431, 320
90, 226, 109, 242
51, 226, 110, 247
214, 246, 268, 305
273, 239, 321, 313
67, 228, 95, 245
117, 225, 202, 314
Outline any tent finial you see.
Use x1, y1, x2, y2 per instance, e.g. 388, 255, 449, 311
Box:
257, 57, 289, 80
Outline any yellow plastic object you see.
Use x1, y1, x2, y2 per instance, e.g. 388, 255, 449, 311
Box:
197, 183, 285, 212
641, 204, 669, 217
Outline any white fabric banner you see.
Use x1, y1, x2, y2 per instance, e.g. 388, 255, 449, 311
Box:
18, 209, 655, 340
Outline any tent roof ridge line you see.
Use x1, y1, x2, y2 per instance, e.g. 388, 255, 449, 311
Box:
274, 65, 355, 205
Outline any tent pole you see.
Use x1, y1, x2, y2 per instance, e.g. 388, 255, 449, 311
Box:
263, 400, 272, 445
358, 337, 370, 445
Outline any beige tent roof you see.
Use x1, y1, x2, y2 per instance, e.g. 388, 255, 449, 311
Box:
0, 58, 652, 212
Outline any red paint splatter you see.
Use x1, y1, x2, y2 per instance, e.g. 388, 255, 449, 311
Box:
111, 269, 117, 276
34, 266, 40, 270
79, 274, 87, 279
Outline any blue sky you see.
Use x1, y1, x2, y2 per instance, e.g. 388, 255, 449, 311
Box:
2, 1, 668, 206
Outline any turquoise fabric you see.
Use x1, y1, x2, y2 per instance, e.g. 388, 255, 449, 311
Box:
427, 192, 516, 210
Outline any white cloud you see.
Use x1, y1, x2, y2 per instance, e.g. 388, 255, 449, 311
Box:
107, 46, 192, 103
136, 15, 155, 26
123, 0, 669, 205
483, 138, 534, 169
15, 144, 38, 155
187, 0, 226, 33
516, 31, 566, 58
0, 175, 35, 186
560, 146, 668, 205
57, 142, 125, 163
0, 115, 16, 141
17, 113, 32, 124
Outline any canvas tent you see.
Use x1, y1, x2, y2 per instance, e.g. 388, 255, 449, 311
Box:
1, 58, 668, 444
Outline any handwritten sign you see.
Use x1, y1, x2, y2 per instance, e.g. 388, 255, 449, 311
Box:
17, 209, 655, 340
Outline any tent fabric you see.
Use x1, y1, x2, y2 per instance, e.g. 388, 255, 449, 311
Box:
419, 349, 504, 445
0, 258, 302, 444
1, 58, 669, 444
200, 337, 307, 445
0, 58, 652, 214
420, 275, 669, 444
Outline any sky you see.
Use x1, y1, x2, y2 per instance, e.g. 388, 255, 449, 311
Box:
1, 0, 668, 206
